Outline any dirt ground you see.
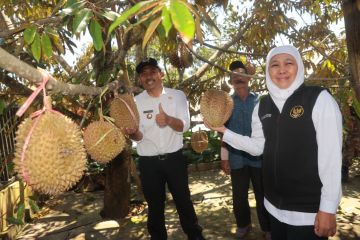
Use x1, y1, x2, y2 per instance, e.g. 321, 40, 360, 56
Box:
14, 161, 360, 240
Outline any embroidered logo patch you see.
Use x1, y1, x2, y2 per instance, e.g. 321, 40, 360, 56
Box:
143, 110, 153, 119
290, 105, 304, 119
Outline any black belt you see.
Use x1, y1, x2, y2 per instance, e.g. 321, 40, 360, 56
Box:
141, 149, 182, 161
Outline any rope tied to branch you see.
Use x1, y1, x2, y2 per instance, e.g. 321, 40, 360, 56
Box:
16, 72, 62, 185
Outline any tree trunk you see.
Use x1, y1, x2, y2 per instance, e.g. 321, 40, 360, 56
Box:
343, 0, 360, 102
102, 141, 132, 219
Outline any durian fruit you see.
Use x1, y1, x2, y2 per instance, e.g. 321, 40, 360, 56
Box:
163, 31, 193, 69
191, 130, 208, 153
179, 42, 193, 68
221, 81, 231, 93
83, 120, 125, 164
245, 62, 256, 75
200, 89, 234, 127
168, 42, 193, 69
13, 111, 87, 195
109, 93, 139, 129
168, 49, 182, 68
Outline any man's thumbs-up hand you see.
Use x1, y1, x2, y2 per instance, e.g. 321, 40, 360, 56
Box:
156, 103, 169, 127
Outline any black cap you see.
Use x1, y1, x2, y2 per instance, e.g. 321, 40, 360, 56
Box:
136, 57, 160, 73
229, 60, 246, 72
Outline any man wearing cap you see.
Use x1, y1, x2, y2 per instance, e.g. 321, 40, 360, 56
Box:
221, 60, 271, 239
124, 58, 205, 240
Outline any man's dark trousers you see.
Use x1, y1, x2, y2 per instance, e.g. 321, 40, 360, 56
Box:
139, 150, 202, 240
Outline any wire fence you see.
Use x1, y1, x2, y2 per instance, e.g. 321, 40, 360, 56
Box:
0, 105, 20, 185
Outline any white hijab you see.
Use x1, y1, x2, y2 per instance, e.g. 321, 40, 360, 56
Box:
265, 45, 304, 111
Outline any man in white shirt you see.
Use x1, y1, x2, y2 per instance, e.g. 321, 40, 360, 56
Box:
124, 58, 204, 240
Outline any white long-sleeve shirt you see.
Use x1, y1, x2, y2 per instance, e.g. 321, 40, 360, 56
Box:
222, 90, 342, 225
135, 87, 190, 156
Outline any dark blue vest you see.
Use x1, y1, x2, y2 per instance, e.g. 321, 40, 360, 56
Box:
225, 93, 261, 169
259, 84, 324, 212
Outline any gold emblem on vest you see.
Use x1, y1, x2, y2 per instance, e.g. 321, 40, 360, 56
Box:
290, 105, 304, 119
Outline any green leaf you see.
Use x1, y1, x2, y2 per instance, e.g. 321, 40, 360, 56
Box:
44, 26, 57, 37
161, 6, 172, 37
142, 16, 162, 49
31, 33, 41, 62
97, 69, 111, 85
352, 95, 360, 119
89, 19, 103, 51
123, 3, 163, 33
16, 203, 25, 221
108, 0, 154, 36
23, 25, 37, 45
178, 0, 201, 19
72, 8, 93, 34
0, 100, 5, 115
60, 0, 86, 16
29, 199, 40, 213
64, 0, 77, 8
156, 23, 166, 39
41, 33, 53, 58
6, 216, 24, 225
101, 10, 119, 21
169, 0, 195, 44
47, 29, 65, 54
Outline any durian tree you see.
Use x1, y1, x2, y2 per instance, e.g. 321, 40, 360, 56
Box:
1, 0, 360, 219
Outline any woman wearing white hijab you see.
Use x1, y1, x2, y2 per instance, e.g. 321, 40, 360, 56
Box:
206, 45, 342, 240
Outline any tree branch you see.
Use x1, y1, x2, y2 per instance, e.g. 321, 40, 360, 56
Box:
198, 41, 266, 57
275, 1, 344, 66
182, 17, 255, 84
0, 73, 87, 122
0, 47, 123, 96
0, 11, 10, 32
53, 54, 77, 77
343, 0, 360, 102
0, 74, 33, 96
186, 46, 263, 80
0, 16, 62, 39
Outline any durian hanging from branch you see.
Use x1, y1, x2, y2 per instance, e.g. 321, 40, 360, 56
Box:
13, 77, 87, 195
14, 107, 87, 195
109, 92, 140, 130
162, 29, 194, 68
83, 89, 126, 164
191, 128, 208, 154
83, 120, 126, 164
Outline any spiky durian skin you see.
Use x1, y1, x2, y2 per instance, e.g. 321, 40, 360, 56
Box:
221, 82, 231, 93
109, 94, 139, 129
191, 131, 208, 153
200, 89, 234, 127
179, 42, 193, 68
83, 121, 125, 164
14, 112, 87, 195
